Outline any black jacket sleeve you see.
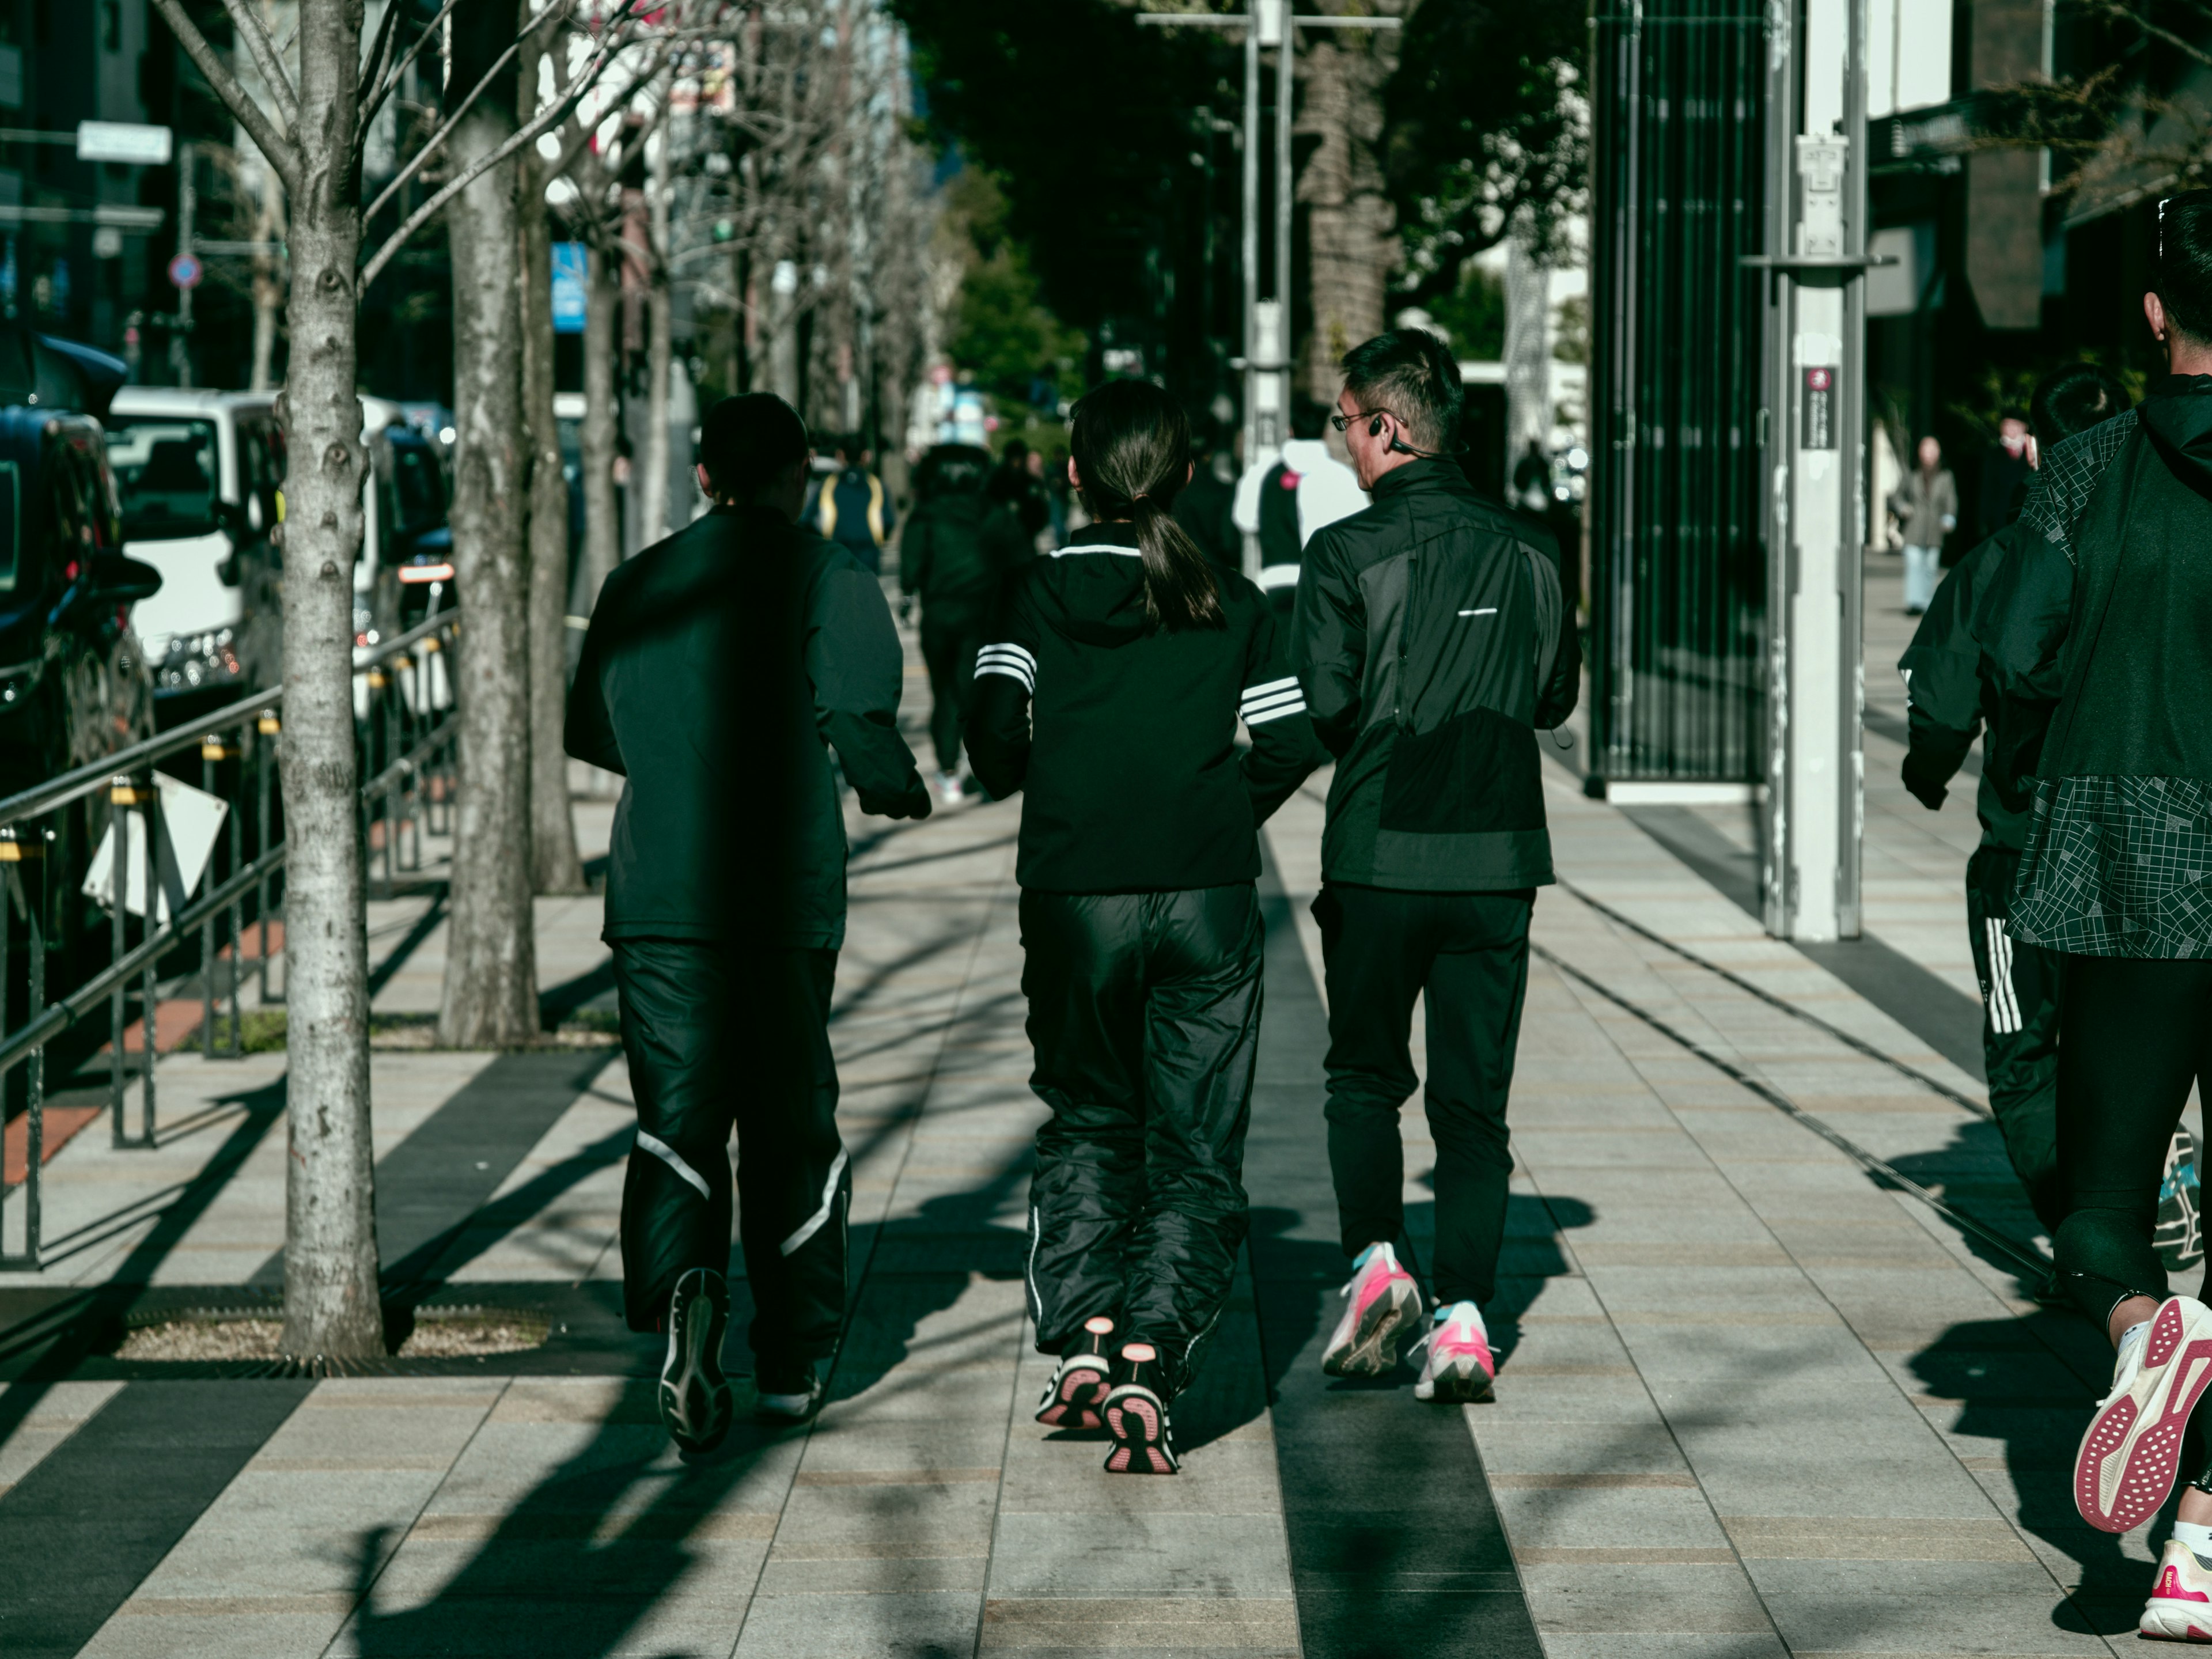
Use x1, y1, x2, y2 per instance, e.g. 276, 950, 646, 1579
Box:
1294, 523, 1365, 760
807, 555, 931, 820
1528, 543, 1581, 730
1895, 547, 1984, 810
965, 577, 1039, 799
563, 594, 626, 775
1972, 490, 2075, 702
898, 505, 932, 599
1238, 596, 1327, 824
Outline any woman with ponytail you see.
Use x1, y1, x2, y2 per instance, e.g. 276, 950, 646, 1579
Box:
967, 380, 1323, 1475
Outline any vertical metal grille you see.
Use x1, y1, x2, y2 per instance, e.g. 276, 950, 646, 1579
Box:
1589, 0, 1768, 783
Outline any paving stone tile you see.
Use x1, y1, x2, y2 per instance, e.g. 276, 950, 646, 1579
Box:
732, 1589, 979, 1657
1518, 1560, 1775, 1633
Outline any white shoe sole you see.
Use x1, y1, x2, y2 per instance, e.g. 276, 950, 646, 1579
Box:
2142, 1601, 2212, 1641
1322, 1277, 1422, 1378
1416, 1351, 1495, 1403
2075, 1296, 2212, 1533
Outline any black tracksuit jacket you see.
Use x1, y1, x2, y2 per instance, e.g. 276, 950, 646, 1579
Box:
1294, 458, 1580, 892
966, 521, 1325, 1387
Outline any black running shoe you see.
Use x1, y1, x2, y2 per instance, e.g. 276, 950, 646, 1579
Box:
2158, 1127, 2204, 1274
1101, 1342, 1179, 1475
1036, 1316, 1115, 1429
659, 1267, 734, 1454
755, 1358, 828, 1422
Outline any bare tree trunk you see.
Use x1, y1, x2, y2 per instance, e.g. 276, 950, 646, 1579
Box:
280, 0, 380, 1360
637, 88, 675, 548
249, 162, 287, 392
521, 187, 585, 895
1298, 12, 1404, 400
580, 243, 622, 607
439, 0, 538, 1048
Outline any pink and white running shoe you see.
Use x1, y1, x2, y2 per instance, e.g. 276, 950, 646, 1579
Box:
2142, 1537, 2212, 1641
1414, 1301, 1496, 1403
2075, 1296, 2212, 1534
1321, 1242, 1424, 1378
1036, 1316, 1115, 1430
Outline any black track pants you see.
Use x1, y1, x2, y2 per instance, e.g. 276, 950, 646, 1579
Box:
1965, 847, 2064, 1232
1316, 882, 1533, 1309
613, 939, 849, 1368
2053, 955, 2212, 1323
1020, 884, 1262, 1396
920, 599, 992, 777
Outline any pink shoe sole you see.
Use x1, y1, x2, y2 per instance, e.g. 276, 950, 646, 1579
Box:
2075, 1298, 2212, 1534
1036, 1359, 1108, 1430
1102, 1386, 1178, 1475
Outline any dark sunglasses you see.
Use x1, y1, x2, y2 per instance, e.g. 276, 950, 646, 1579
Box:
1328, 408, 1397, 434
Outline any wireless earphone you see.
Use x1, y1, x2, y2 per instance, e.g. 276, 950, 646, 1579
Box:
1368, 414, 1387, 438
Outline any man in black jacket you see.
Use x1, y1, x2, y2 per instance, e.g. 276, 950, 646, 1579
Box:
1294, 329, 1580, 1405
1895, 365, 2179, 1251
567, 393, 930, 1453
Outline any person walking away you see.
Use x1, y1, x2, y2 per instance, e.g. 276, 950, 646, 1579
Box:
1974, 191, 2212, 1638
1887, 435, 1956, 615
990, 438, 1052, 547
1233, 400, 1369, 623
566, 393, 932, 1454
1512, 438, 1551, 514
808, 435, 896, 574
1895, 365, 2208, 1257
1296, 329, 1581, 1405
899, 444, 1029, 804
967, 380, 1324, 1475
1980, 410, 2035, 541
1174, 420, 1243, 582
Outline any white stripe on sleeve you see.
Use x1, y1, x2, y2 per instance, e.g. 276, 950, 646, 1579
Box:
1241, 689, 1308, 724
975, 642, 1036, 692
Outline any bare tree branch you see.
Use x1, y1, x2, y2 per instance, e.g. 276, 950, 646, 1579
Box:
361, 26, 653, 290
218, 0, 301, 132
355, 0, 405, 133
150, 0, 301, 195
361, 0, 470, 142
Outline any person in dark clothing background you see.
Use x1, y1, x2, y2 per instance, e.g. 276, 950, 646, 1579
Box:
1295, 328, 1580, 1408
806, 434, 895, 573
899, 444, 1030, 804
1173, 419, 1242, 581
967, 380, 1324, 1476
566, 393, 931, 1456
1979, 410, 2036, 542
1895, 363, 2205, 1257
988, 438, 1052, 546
1972, 194, 2212, 1635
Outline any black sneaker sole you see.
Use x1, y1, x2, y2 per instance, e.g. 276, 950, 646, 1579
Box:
660, 1268, 734, 1454
1102, 1384, 1179, 1475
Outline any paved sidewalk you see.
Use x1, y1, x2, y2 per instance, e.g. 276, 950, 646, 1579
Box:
0, 579, 2179, 1658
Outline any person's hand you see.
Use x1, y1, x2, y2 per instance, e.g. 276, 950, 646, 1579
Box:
1900, 750, 1948, 811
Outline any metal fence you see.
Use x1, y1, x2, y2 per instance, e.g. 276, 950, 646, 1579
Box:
0, 609, 460, 1270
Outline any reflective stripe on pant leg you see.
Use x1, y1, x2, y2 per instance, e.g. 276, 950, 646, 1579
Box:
636, 1129, 712, 1200
1986, 918, 2021, 1035
781, 1149, 850, 1256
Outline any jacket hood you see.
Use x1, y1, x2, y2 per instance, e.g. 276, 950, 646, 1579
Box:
1036, 520, 1153, 646
2139, 374, 2212, 494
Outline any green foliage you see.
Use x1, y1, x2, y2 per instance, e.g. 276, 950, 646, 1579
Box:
1552, 293, 1589, 366
1424, 264, 1508, 360
944, 171, 1087, 405
1385, 1, 1588, 304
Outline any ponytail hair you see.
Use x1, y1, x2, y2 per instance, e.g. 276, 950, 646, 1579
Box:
1068, 380, 1224, 631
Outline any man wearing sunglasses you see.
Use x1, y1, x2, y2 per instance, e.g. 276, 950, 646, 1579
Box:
1293, 328, 1581, 1408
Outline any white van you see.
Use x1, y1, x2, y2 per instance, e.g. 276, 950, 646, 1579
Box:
105, 389, 282, 699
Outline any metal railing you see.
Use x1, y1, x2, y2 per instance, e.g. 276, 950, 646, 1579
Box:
0, 609, 461, 1270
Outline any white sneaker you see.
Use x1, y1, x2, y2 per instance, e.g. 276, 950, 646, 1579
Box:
2142, 1535, 2212, 1641
1320, 1242, 1424, 1377
2075, 1297, 2212, 1533
935, 770, 967, 805
1413, 1301, 1496, 1403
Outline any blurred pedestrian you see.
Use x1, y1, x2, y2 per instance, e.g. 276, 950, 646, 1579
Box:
968, 380, 1323, 1476
1295, 329, 1580, 1407
1980, 410, 2035, 540
1897, 363, 2172, 1245
806, 434, 896, 573
566, 393, 931, 1453
1173, 419, 1243, 581
1887, 435, 1956, 615
899, 444, 1031, 804
1233, 400, 1368, 623
1976, 191, 2212, 1633
1512, 438, 1551, 514
990, 438, 1052, 545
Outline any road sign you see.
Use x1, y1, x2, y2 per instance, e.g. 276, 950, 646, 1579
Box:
168, 252, 202, 290
77, 122, 173, 166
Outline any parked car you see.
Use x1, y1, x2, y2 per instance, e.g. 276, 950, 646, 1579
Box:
105, 388, 281, 713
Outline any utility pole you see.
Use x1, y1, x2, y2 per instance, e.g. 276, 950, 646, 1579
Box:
172, 142, 195, 388
1139, 2, 1400, 572
1750, 0, 1883, 941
